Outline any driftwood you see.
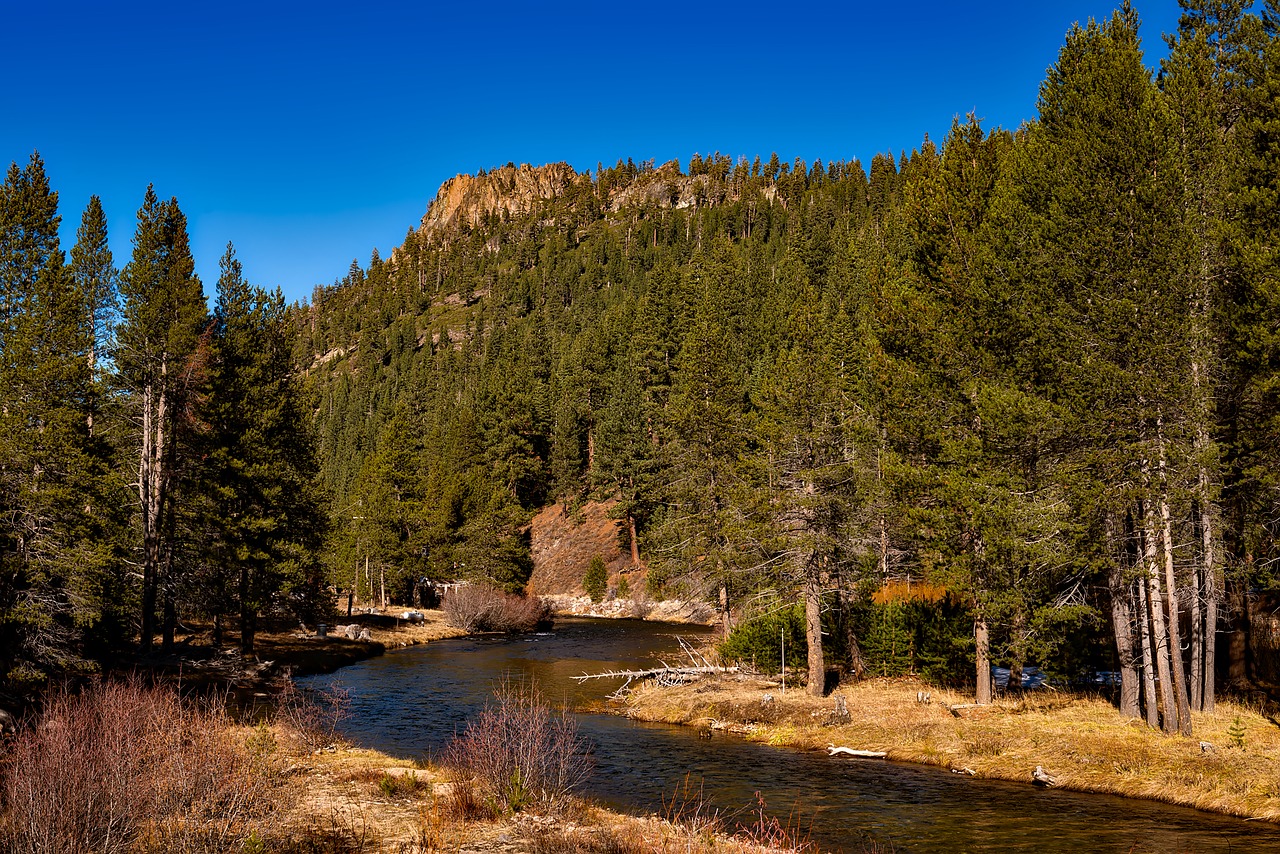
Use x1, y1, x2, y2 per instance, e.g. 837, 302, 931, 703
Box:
948, 703, 988, 717
573, 665, 738, 698
827, 744, 887, 759
1032, 766, 1058, 787
573, 636, 735, 698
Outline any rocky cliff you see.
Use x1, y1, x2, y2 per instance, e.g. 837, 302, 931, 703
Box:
418, 162, 580, 238
413, 159, 776, 245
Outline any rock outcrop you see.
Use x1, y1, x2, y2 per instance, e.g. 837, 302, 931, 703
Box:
419, 162, 579, 238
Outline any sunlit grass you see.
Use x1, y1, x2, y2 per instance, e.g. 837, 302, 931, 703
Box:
625, 674, 1280, 822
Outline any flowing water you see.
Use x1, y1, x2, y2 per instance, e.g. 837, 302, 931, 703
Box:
299, 617, 1280, 852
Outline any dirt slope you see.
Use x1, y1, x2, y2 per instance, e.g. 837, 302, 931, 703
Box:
527, 500, 640, 596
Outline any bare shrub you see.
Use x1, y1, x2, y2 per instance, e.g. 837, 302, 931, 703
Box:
274, 674, 351, 752
662, 774, 724, 838
732, 791, 815, 852
0, 678, 284, 854
443, 584, 552, 633
442, 677, 591, 815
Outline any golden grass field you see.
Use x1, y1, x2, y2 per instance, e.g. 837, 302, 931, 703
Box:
622, 674, 1280, 823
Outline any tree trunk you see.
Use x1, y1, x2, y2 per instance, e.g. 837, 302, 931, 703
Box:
844, 592, 866, 681
628, 512, 641, 566
975, 618, 992, 704
1227, 560, 1249, 687
1141, 499, 1177, 733
805, 570, 824, 697
1156, 425, 1192, 734
1106, 512, 1141, 717
1191, 317, 1220, 714
1160, 488, 1193, 735
718, 576, 731, 637
1203, 545, 1218, 712
1136, 574, 1160, 728
239, 564, 255, 656
138, 396, 156, 652
1189, 510, 1204, 713
139, 380, 168, 653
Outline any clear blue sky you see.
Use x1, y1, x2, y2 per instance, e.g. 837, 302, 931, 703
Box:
2, 1, 1186, 305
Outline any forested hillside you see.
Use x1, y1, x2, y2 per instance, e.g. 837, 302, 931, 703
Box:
295, 3, 1280, 731
6, 2, 1280, 736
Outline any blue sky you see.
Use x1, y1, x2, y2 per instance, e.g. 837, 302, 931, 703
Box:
3, 1, 1185, 305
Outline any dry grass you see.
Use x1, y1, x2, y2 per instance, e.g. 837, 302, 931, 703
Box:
624, 674, 1280, 822
290, 745, 836, 853
0, 679, 292, 854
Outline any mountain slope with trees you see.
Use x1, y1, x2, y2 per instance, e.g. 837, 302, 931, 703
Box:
292, 2, 1280, 725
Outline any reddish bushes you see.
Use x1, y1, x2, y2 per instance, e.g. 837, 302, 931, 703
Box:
0, 679, 284, 854
443, 584, 553, 633
442, 678, 590, 815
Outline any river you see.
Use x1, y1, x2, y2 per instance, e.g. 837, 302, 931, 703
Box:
298, 617, 1280, 852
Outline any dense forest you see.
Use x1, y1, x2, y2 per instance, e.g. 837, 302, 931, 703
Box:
0, 171, 326, 691
5, 1, 1280, 738
294, 2, 1280, 733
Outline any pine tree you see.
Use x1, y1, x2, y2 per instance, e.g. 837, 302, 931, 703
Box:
116, 187, 207, 652
757, 287, 876, 695
201, 244, 326, 653
991, 4, 1194, 731
0, 153, 107, 686
71, 195, 118, 437
1160, 0, 1255, 715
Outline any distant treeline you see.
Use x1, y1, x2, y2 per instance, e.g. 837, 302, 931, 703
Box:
294, 4, 1280, 733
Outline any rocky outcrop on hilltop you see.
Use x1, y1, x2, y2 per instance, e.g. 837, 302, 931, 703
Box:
411, 159, 777, 248
418, 162, 580, 238
605, 159, 777, 213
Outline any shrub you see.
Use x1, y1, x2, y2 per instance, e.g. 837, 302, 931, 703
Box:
442, 678, 591, 815
584, 555, 608, 603
274, 674, 351, 752
443, 584, 553, 633
0, 678, 284, 854
719, 605, 806, 675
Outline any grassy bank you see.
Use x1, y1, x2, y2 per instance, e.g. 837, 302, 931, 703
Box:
621, 674, 1280, 823
0, 678, 824, 854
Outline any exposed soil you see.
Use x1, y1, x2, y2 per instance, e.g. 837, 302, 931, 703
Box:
528, 499, 640, 596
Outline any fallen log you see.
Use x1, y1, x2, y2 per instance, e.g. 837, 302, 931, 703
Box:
827, 744, 887, 759
573, 664, 738, 698
572, 665, 737, 682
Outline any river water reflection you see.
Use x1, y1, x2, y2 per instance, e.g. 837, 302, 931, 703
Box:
299, 617, 1280, 852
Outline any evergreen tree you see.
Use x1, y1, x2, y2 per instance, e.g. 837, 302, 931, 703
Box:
201, 244, 326, 653
116, 187, 207, 652
0, 153, 107, 686
70, 195, 118, 436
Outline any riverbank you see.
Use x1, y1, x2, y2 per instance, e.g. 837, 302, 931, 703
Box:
285, 740, 817, 853
127, 609, 470, 689
544, 592, 718, 624
0, 677, 817, 854
621, 674, 1280, 824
